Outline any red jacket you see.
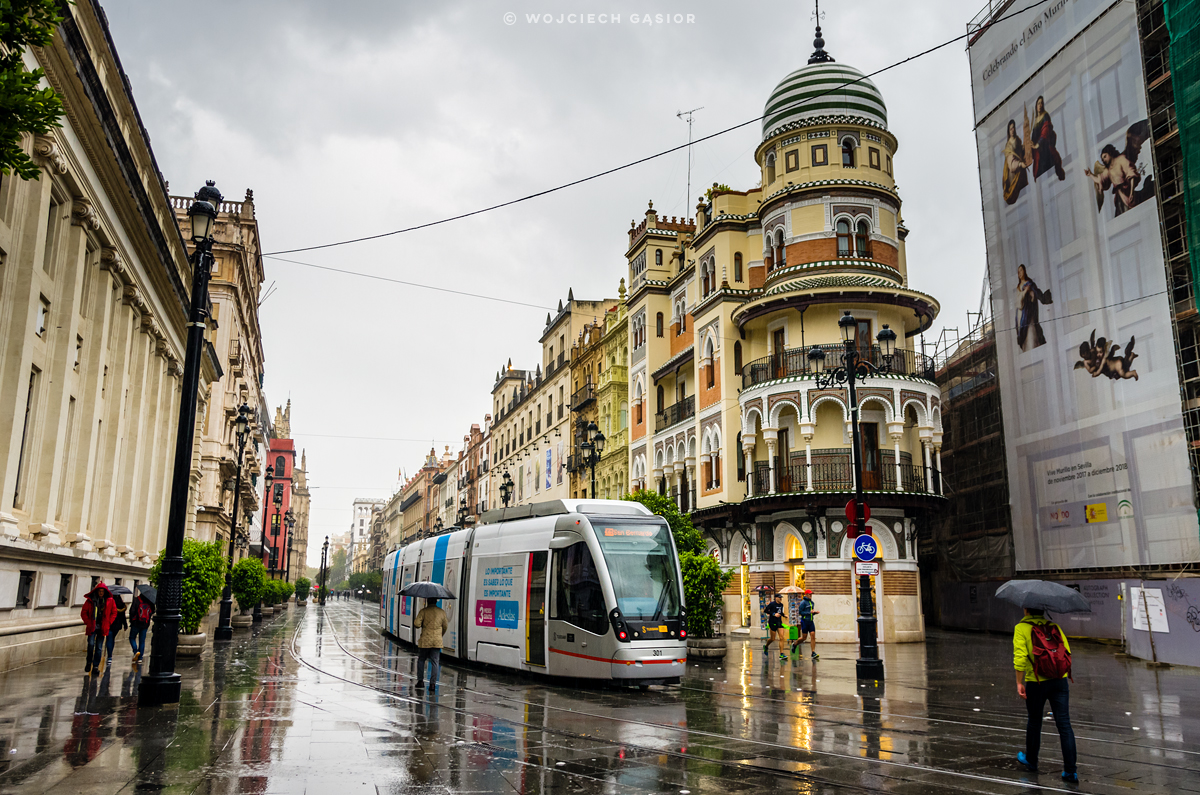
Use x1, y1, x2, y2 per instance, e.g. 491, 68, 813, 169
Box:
81, 583, 118, 636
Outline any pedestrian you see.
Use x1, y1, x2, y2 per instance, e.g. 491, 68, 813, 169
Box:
80, 582, 117, 675
105, 594, 127, 665
413, 597, 448, 691
1014, 607, 1078, 783
791, 589, 820, 660
762, 592, 787, 659
129, 591, 154, 663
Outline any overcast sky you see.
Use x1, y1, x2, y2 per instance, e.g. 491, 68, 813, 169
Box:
103, 0, 990, 564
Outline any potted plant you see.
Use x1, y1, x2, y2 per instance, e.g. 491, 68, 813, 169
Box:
148, 539, 225, 657
623, 490, 733, 658
231, 557, 265, 628
262, 579, 279, 613
280, 580, 295, 608
294, 576, 311, 605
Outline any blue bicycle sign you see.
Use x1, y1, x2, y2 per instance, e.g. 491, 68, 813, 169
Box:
853, 535, 879, 562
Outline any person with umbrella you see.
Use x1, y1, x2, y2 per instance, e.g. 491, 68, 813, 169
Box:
128, 585, 156, 664
997, 579, 1084, 784
402, 581, 455, 692
80, 581, 118, 675
104, 589, 129, 666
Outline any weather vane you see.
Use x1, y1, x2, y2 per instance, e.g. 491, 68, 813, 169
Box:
812, 0, 825, 23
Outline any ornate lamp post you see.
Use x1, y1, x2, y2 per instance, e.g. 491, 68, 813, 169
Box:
284, 509, 295, 582
578, 420, 605, 499
457, 495, 468, 526
269, 478, 283, 577
216, 403, 252, 642
807, 310, 896, 682
320, 536, 330, 606
433, 516, 443, 537
499, 471, 514, 507
253, 464, 273, 623
140, 181, 221, 707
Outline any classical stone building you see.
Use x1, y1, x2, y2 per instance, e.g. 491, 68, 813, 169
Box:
568, 320, 604, 498
290, 450, 311, 582
627, 29, 945, 642
490, 291, 616, 508
0, 5, 222, 669
596, 283, 630, 499
349, 496, 385, 575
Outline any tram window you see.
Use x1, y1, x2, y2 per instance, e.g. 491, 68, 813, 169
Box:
552, 542, 608, 635
594, 523, 681, 621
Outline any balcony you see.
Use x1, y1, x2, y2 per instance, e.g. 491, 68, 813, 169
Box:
751, 461, 938, 496
572, 382, 595, 410
742, 343, 935, 389
654, 395, 695, 433
597, 364, 628, 391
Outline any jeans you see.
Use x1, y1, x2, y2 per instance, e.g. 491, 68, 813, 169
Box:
1025, 677, 1077, 774
416, 648, 441, 688
129, 624, 148, 656
105, 630, 118, 659
85, 633, 105, 670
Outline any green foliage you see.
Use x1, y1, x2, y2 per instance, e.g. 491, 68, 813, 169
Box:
294, 576, 311, 601
330, 548, 347, 576
333, 580, 349, 591
348, 570, 382, 593
281, 581, 295, 601
678, 550, 734, 638
705, 183, 732, 200
262, 578, 289, 605
148, 539, 226, 635
0, 0, 66, 180
622, 489, 704, 553
230, 557, 266, 612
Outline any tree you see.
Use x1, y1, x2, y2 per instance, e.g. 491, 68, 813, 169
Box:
622, 489, 704, 554
330, 548, 347, 577
294, 576, 312, 602
349, 570, 382, 593
231, 557, 266, 612
1, 0, 66, 180
149, 539, 226, 635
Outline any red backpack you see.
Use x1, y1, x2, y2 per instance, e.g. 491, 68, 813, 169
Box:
1029, 622, 1072, 680
134, 597, 153, 625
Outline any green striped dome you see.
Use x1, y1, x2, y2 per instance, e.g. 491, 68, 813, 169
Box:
762, 62, 887, 140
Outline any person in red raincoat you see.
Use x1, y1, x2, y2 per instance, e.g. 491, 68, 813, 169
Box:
80, 582, 118, 675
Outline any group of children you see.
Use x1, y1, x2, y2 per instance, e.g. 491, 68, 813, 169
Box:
80, 581, 155, 675
762, 590, 819, 661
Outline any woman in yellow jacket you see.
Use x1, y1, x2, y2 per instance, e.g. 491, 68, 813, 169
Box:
1014, 608, 1078, 783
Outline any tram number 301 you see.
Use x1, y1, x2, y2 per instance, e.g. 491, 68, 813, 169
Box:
652, 649, 663, 656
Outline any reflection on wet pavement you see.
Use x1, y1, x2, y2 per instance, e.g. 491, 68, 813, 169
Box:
1, 601, 1197, 794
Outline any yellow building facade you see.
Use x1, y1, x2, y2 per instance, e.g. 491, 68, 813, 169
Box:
595, 282, 630, 499
627, 31, 945, 643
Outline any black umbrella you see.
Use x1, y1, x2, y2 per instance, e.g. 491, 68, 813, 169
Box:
995, 579, 1091, 614
399, 581, 456, 599
136, 584, 157, 605
109, 585, 133, 596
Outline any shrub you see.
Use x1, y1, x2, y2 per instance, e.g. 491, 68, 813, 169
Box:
231, 557, 266, 612
281, 581, 295, 602
622, 490, 704, 553
148, 539, 226, 635
294, 577, 311, 601
679, 550, 734, 638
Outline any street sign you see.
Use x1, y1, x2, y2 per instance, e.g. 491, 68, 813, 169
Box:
853, 535, 879, 562
845, 499, 870, 523
855, 561, 879, 576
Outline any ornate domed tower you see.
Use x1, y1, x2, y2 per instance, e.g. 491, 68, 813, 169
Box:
625, 23, 943, 644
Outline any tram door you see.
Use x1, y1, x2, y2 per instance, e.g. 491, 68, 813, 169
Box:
527, 552, 548, 666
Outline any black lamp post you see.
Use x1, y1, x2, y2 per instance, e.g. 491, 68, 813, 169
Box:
433, 516, 443, 537
269, 479, 283, 577
139, 181, 221, 707
254, 464, 272, 622
578, 420, 605, 499
499, 471, 514, 507
284, 509, 295, 582
807, 310, 896, 682
320, 535, 329, 605
457, 495, 468, 526
215, 402, 252, 642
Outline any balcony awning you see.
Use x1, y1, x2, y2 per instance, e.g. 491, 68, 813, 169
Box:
652, 345, 694, 382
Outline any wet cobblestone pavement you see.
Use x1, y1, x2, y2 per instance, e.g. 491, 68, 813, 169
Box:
1, 601, 1198, 794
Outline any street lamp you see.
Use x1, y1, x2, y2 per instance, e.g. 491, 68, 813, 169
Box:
254, 463, 273, 623
140, 180, 222, 707
578, 420, 605, 499
499, 471, 514, 507
216, 402, 251, 642
284, 509, 295, 582
320, 536, 330, 606
433, 516, 443, 536
270, 478, 283, 577
807, 310, 896, 682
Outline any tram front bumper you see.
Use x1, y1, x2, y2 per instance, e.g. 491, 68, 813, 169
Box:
609, 648, 687, 680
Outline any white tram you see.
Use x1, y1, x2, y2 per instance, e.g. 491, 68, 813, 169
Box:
381, 499, 688, 685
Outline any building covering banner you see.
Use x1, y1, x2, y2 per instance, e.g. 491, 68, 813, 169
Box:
969, 0, 1200, 569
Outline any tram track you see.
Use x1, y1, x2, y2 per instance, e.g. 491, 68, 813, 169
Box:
299, 606, 1101, 795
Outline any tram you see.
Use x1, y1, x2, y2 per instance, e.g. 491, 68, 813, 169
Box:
381, 499, 687, 684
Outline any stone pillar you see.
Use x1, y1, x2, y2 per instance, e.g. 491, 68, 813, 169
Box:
743, 439, 756, 497
933, 433, 944, 495
800, 420, 815, 491
887, 421, 905, 491
919, 426, 934, 493
762, 427, 778, 494
673, 461, 685, 507
652, 467, 664, 494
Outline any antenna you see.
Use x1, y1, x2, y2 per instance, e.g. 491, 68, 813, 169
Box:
676, 106, 704, 215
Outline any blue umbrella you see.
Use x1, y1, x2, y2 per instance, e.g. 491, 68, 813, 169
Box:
995, 579, 1091, 614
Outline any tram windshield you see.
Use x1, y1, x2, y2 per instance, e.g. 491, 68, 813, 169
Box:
594, 521, 681, 620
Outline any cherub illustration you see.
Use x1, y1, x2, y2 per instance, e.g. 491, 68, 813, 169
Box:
1074, 330, 1138, 381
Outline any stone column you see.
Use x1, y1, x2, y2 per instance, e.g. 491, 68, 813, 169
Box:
918, 426, 934, 492
652, 467, 664, 494
887, 420, 905, 491
762, 427, 778, 494
742, 439, 756, 497
673, 461, 685, 507
933, 432, 944, 495
800, 420, 815, 491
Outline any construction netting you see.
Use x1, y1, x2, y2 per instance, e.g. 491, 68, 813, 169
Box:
1164, 0, 1200, 311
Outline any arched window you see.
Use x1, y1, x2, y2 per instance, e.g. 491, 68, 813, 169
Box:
655, 312, 664, 337
707, 359, 715, 389
655, 249, 663, 267
842, 139, 856, 168
775, 230, 786, 268
275, 455, 285, 476
836, 219, 852, 256
734, 252, 743, 282
765, 152, 776, 184
734, 341, 743, 375
656, 385, 665, 414
855, 219, 871, 257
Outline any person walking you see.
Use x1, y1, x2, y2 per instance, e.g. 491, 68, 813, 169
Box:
129, 591, 154, 663
414, 597, 448, 692
1014, 607, 1078, 783
80, 582, 117, 675
762, 592, 787, 660
791, 589, 820, 660
104, 595, 128, 666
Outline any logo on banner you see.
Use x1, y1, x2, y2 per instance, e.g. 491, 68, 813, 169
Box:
476, 599, 519, 629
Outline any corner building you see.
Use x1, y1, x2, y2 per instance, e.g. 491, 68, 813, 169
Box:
628, 31, 945, 643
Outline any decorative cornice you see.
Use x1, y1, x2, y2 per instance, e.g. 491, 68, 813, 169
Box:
32, 135, 68, 175
71, 199, 100, 230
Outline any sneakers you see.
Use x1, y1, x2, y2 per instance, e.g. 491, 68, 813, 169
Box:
779, 653, 788, 661
762, 644, 769, 653
811, 652, 820, 660
1062, 772, 1078, 784
1017, 752, 1039, 773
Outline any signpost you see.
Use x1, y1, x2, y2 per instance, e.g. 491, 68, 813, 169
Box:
853, 534, 879, 562
855, 561, 879, 576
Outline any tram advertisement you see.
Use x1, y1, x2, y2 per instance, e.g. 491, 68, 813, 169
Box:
969, 1, 1199, 569
475, 555, 526, 629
